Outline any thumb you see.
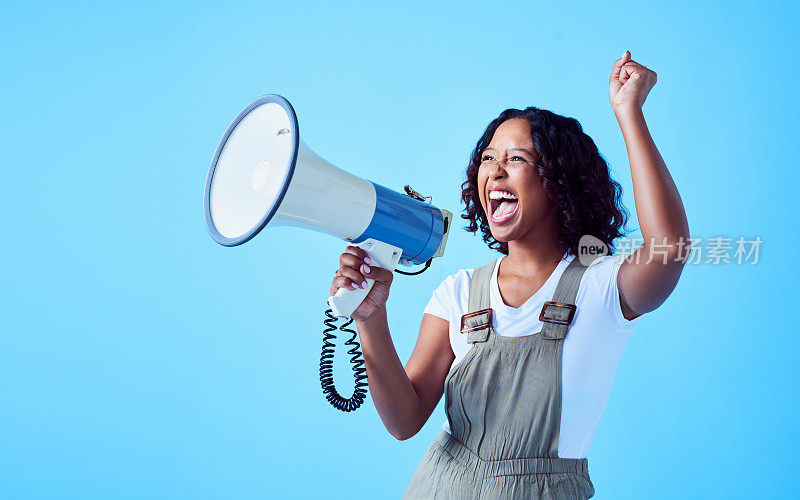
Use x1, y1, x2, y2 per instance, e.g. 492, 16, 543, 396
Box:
610, 50, 630, 82
362, 264, 393, 284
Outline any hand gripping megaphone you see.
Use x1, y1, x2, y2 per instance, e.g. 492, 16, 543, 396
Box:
203, 95, 453, 318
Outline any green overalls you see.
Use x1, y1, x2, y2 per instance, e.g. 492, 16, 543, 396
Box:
403, 256, 595, 499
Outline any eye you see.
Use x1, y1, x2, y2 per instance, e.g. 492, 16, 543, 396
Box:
481, 155, 495, 162
510, 156, 525, 162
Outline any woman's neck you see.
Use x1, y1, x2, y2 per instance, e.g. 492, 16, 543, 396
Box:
502, 232, 567, 279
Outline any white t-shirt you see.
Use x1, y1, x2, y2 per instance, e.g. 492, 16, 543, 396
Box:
423, 252, 643, 459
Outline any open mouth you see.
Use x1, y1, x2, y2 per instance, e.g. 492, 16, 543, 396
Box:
489, 190, 519, 224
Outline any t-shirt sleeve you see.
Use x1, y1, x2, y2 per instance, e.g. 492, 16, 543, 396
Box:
588, 254, 644, 330
423, 274, 454, 322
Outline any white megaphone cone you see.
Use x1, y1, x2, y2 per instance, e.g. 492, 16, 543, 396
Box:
204, 95, 452, 318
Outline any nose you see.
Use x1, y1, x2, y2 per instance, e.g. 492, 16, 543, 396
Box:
490, 159, 508, 178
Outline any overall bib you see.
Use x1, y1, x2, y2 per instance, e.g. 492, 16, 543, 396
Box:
403, 256, 595, 499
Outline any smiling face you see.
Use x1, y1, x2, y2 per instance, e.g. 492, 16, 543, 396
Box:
477, 118, 555, 244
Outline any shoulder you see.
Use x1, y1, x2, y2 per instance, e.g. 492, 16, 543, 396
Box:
584, 253, 622, 284
424, 259, 497, 321
422, 268, 471, 322
432, 265, 477, 299
580, 253, 643, 330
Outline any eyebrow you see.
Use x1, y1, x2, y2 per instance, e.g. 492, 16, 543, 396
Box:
482, 147, 535, 156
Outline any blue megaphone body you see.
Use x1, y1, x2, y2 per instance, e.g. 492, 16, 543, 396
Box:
204, 95, 452, 318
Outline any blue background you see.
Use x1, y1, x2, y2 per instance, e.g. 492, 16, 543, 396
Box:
2, 1, 797, 498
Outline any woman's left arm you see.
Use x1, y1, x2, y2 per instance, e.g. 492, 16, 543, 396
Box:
608, 50, 691, 319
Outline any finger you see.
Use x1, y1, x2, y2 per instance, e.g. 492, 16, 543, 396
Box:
340, 251, 368, 270
623, 62, 655, 83
622, 62, 648, 78
331, 275, 347, 295
331, 276, 358, 295
331, 275, 346, 295
361, 264, 393, 284
339, 265, 366, 289
344, 245, 370, 262
610, 50, 631, 81
331, 274, 364, 295
620, 63, 643, 83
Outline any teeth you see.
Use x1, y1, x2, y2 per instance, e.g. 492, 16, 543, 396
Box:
489, 190, 518, 200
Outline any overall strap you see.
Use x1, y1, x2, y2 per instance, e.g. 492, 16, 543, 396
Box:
459, 260, 496, 344
539, 256, 589, 339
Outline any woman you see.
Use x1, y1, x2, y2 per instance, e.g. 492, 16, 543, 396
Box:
331, 51, 689, 499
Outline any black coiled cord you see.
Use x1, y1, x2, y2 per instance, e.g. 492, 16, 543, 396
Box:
320, 307, 369, 412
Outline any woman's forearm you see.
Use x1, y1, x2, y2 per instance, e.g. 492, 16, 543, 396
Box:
615, 107, 690, 254
354, 306, 424, 440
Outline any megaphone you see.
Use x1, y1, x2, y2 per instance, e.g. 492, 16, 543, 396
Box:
203, 95, 453, 318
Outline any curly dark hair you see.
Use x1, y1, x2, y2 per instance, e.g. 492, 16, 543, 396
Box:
460, 107, 631, 256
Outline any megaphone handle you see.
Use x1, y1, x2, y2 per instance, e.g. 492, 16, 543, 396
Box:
327, 238, 403, 318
